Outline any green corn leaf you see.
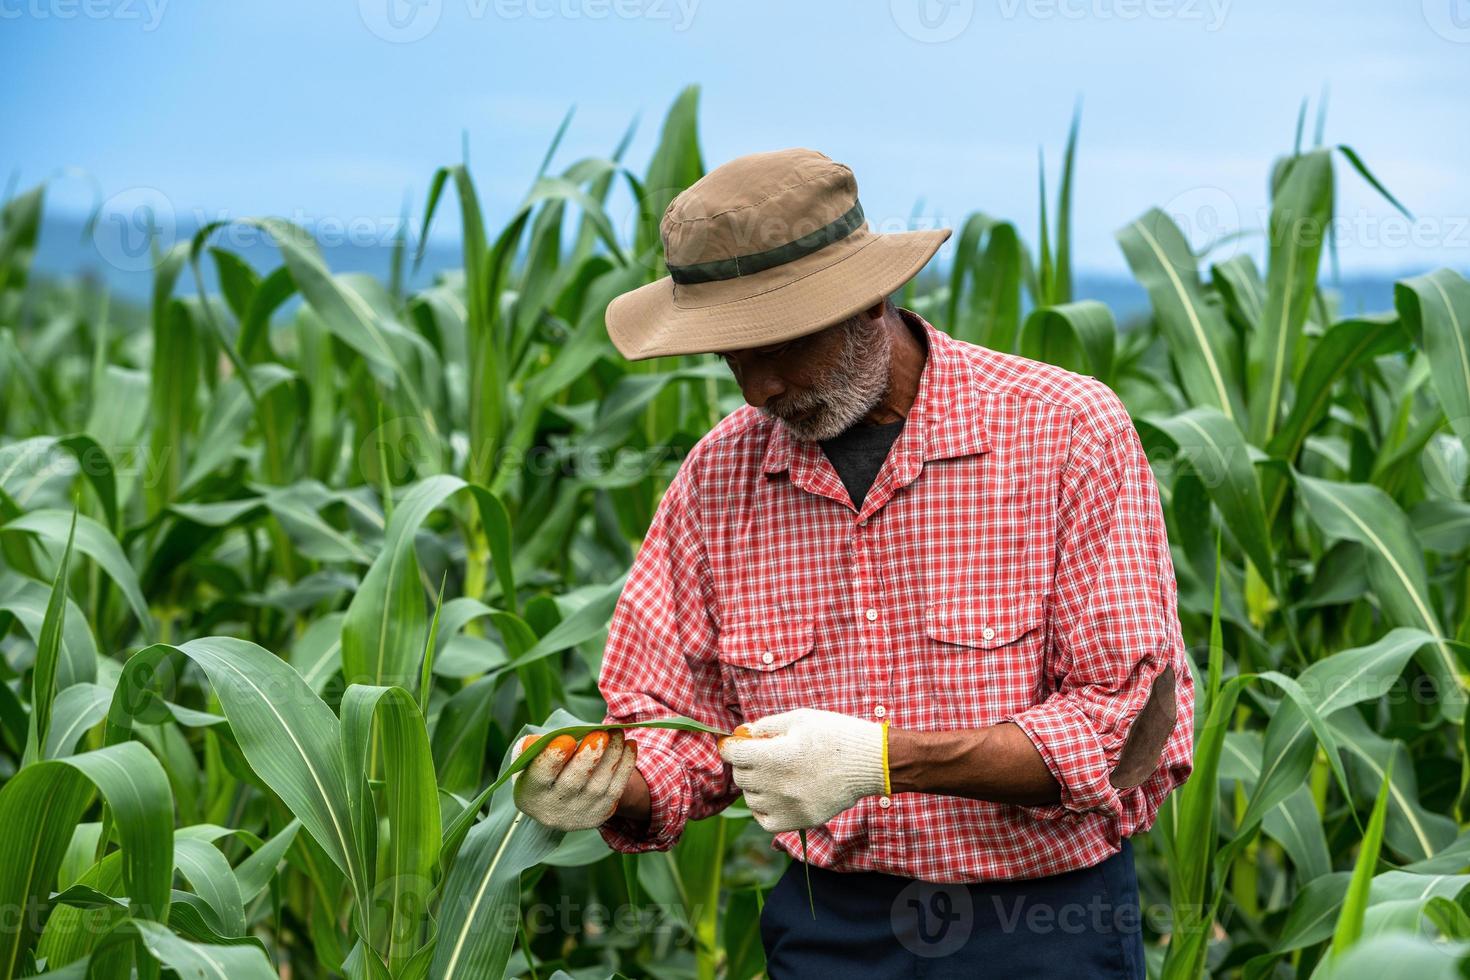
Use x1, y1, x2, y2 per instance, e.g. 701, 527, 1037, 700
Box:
340, 685, 440, 973
419, 573, 448, 717
0, 572, 97, 695
637, 85, 703, 260
237, 264, 296, 362
1054, 103, 1080, 306
209, 245, 258, 322
1248, 148, 1334, 444
0, 435, 118, 533
1396, 269, 1470, 456
1293, 471, 1464, 719
495, 574, 627, 676
24, 507, 76, 765
233, 819, 301, 906
1117, 208, 1245, 422
1, 508, 152, 640
341, 475, 509, 692
1139, 407, 1276, 596
173, 837, 246, 938
256, 482, 375, 566
111, 918, 275, 980
0, 742, 173, 980
723, 886, 766, 980
1211, 253, 1266, 335
1336, 145, 1413, 221
36, 846, 124, 971
1331, 710, 1456, 863
44, 681, 110, 758
430, 787, 561, 980
106, 638, 367, 914
147, 297, 201, 510
1263, 312, 1408, 520
1265, 785, 1333, 884
674, 808, 725, 946
200, 218, 441, 444
1160, 673, 1247, 980
800, 830, 813, 919
1018, 301, 1115, 382
1318, 935, 1470, 980
479, 489, 515, 611
0, 185, 44, 302
179, 364, 297, 493
946, 213, 1023, 351
1240, 628, 1458, 839
1330, 755, 1393, 959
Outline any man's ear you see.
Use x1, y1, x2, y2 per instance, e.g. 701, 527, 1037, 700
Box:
864, 299, 886, 320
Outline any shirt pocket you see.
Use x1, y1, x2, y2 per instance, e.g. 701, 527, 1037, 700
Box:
716, 617, 817, 722
923, 591, 1048, 720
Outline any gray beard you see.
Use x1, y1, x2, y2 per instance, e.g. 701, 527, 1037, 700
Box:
762, 314, 893, 442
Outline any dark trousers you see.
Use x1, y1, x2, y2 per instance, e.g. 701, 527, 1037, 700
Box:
759, 838, 1146, 979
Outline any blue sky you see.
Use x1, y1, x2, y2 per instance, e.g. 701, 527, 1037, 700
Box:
3, 0, 1467, 278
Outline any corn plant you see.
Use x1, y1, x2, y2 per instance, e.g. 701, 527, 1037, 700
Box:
3, 86, 1470, 979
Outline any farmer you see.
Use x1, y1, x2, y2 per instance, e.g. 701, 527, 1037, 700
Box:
512, 148, 1195, 977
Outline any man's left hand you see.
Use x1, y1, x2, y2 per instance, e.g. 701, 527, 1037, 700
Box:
717, 708, 886, 832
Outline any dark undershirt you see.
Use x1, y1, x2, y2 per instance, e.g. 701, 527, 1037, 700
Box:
817, 308, 927, 510
819, 417, 907, 510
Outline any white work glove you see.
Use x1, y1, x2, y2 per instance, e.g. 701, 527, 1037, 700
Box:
717, 708, 886, 833
512, 729, 638, 831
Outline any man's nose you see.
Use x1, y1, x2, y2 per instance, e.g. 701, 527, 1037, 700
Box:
739, 366, 786, 409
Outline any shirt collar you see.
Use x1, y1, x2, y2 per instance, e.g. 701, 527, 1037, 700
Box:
759, 308, 992, 478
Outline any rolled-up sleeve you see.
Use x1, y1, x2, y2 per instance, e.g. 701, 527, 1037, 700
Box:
1003, 401, 1195, 830
596, 459, 741, 853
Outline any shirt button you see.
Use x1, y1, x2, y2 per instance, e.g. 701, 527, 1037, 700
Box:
878, 795, 892, 809
981, 626, 996, 640
865, 608, 878, 622
761, 651, 774, 664
874, 704, 886, 718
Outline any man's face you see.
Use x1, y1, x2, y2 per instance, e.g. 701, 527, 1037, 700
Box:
719, 308, 892, 441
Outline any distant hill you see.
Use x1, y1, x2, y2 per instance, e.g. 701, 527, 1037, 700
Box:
30, 209, 1419, 325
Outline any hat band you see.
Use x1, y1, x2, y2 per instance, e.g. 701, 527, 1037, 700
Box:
666, 200, 865, 285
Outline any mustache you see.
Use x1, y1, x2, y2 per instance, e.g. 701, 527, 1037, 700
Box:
764, 394, 821, 421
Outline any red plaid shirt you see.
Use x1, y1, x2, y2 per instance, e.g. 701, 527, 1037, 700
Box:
597, 309, 1195, 883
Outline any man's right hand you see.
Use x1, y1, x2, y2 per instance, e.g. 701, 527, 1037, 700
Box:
511, 729, 640, 831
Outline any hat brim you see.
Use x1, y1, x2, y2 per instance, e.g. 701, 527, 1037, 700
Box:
605, 227, 951, 360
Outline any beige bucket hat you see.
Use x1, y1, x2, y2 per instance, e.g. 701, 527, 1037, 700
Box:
605, 148, 951, 360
